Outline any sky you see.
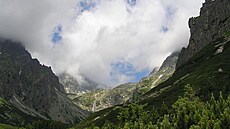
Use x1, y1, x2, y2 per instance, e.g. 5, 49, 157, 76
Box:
0, 0, 204, 88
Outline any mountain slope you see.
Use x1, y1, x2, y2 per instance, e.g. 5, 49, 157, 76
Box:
75, 23, 230, 129
73, 0, 230, 128
0, 39, 89, 125
0, 97, 40, 127
59, 73, 81, 94
143, 35, 230, 108
59, 73, 102, 94
72, 83, 137, 111
177, 0, 230, 68
69, 52, 179, 112
139, 52, 179, 92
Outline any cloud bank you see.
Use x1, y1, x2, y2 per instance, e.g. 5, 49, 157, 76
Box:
0, 0, 204, 87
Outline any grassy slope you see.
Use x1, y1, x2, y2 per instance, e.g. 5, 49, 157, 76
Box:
73, 35, 230, 128
73, 83, 136, 111
0, 124, 25, 129
73, 54, 177, 112
0, 97, 40, 127
142, 36, 230, 109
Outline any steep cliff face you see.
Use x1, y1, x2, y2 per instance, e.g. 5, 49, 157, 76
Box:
177, 0, 230, 69
0, 39, 89, 125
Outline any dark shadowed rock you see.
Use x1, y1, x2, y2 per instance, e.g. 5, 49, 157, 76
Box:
176, 0, 230, 69
0, 39, 89, 124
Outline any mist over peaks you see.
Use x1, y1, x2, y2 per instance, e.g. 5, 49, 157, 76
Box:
0, 0, 204, 87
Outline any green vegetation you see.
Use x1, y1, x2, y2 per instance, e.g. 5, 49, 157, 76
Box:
0, 98, 43, 128
142, 36, 230, 108
81, 85, 230, 129
73, 83, 137, 111
0, 119, 68, 129
24, 120, 67, 129
0, 123, 25, 129
0, 97, 6, 105
138, 65, 175, 95
73, 35, 230, 128
224, 31, 230, 37
0, 120, 68, 129
73, 52, 177, 112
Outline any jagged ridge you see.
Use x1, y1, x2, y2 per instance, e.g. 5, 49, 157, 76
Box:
0, 39, 89, 125
177, 0, 230, 69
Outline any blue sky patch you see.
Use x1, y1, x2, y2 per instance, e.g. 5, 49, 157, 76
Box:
160, 6, 176, 33
127, 0, 136, 6
133, 69, 149, 82
111, 61, 134, 75
79, 0, 97, 12
161, 26, 169, 32
110, 60, 150, 83
51, 25, 62, 44
165, 6, 175, 19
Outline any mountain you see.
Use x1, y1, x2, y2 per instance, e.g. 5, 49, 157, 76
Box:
70, 52, 179, 112
72, 82, 137, 111
59, 73, 103, 94
143, 0, 230, 106
176, 0, 230, 69
0, 39, 89, 125
59, 73, 81, 94
73, 0, 230, 128
80, 77, 106, 91
0, 97, 40, 127
139, 52, 179, 91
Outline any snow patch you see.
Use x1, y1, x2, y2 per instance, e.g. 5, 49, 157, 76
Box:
19, 70, 22, 76
12, 95, 26, 109
151, 75, 163, 88
158, 74, 163, 79
214, 46, 224, 55
218, 68, 223, 72
94, 116, 100, 121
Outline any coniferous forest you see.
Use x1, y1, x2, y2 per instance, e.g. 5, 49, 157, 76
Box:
75, 85, 230, 129
0, 0, 230, 129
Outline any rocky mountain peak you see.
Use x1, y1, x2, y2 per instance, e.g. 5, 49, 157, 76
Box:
159, 52, 179, 71
176, 0, 230, 69
0, 39, 89, 124
149, 67, 159, 76
59, 73, 105, 94
59, 72, 80, 94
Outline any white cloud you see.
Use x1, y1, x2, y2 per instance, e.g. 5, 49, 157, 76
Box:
0, 0, 204, 87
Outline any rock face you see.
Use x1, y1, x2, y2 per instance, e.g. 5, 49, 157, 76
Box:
59, 73, 81, 94
159, 52, 179, 72
0, 39, 89, 124
59, 73, 102, 94
176, 0, 230, 69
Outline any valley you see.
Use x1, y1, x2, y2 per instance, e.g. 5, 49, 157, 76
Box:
0, 0, 230, 129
